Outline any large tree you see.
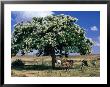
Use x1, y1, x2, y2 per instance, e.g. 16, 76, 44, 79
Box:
11, 14, 93, 69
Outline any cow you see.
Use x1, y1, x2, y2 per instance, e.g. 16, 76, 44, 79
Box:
55, 59, 62, 67
61, 61, 71, 71
55, 59, 74, 70
80, 60, 89, 70
66, 60, 74, 66
61, 59, 75, 71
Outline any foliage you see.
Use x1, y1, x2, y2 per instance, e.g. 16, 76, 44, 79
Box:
11, 14, 93, 56
11, 59, 25, 67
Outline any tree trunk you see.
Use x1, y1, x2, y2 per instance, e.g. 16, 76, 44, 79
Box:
59, 49, 62, 58
50, 47, 56, 69
59, 45, 63, 58
43, 46, 50, 56
51, 54, 56, 69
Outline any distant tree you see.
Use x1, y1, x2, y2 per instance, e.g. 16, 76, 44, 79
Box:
11, 14, 93, 69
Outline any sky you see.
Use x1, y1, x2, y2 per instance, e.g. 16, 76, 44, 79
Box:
11, 11, 100, 54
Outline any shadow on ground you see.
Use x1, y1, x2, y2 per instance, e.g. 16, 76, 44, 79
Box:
11, 64, 71, 70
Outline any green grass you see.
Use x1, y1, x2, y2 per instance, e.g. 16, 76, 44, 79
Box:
11, 54, 100, 77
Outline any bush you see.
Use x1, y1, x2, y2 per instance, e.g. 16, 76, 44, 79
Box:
11, 59, 25, 67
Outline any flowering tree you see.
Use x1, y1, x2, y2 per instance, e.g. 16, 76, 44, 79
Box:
11, 14, 93, 68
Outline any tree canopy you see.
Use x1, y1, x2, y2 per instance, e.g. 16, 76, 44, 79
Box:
12, 14, 93, 56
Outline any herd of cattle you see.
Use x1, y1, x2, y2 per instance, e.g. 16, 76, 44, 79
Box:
55, 57, 99, 70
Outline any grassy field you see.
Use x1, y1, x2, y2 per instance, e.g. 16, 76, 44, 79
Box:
11, 54, 100, 77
